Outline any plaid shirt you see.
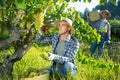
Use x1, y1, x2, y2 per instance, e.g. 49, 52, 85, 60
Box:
37, 34, 79, 64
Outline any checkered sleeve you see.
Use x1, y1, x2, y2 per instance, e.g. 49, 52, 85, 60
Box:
36, 34, 56, 44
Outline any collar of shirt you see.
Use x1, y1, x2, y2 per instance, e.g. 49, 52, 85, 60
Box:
58, 34, 71, 42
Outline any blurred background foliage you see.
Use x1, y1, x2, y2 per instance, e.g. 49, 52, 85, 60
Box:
0, 0, 120, 79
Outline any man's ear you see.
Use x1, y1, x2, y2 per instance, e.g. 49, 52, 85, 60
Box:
68, 26, 71, 31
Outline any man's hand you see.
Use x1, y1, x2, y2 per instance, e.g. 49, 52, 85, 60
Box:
47, 52, 56, 61
106, 40, 111, 44
107, 40, 111, 44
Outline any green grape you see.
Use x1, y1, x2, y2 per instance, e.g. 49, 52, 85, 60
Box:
34, 12, 44, 29
40, 53, 49, 60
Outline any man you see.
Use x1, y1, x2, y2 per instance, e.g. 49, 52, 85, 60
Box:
89, 10, 111, 58
35, 17, 79, 79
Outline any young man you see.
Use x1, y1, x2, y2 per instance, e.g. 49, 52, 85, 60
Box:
89, 10, 111, 58
35, 18, 79, 79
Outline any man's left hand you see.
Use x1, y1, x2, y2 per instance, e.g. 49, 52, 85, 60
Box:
47, 52, 56, 61
107, 40, 111, 44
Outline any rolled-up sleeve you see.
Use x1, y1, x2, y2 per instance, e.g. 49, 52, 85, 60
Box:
35, 34, 55, 44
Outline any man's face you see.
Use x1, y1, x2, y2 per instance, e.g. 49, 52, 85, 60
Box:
58, 21, 70, 35
101, 12, 108, 19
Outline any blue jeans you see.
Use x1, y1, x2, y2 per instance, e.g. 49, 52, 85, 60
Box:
42, 62, 77, 79
90, 36, 107, 58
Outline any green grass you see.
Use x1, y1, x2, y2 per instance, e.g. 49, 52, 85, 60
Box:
0, 44, 120, 80
12, 45, 51, 79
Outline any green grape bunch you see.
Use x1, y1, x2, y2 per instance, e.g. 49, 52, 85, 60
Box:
34, 12, 44, 30
40, 52, 49, 60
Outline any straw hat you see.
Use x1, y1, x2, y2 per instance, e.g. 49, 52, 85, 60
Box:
55, 17, 74, 34
100, 10, 111, 18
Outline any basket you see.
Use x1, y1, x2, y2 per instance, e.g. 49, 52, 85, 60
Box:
20, 70, 50, 80
88, 11, 100, 22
